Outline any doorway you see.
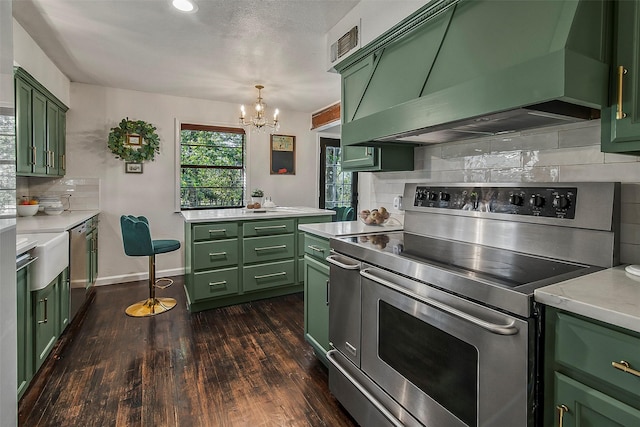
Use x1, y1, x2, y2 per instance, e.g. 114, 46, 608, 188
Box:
319, 137, 357, 221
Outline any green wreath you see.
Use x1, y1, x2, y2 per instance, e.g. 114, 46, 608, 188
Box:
107, 118, 160, 162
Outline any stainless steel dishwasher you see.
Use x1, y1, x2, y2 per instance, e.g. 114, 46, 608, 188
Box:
69, 221, 88, 321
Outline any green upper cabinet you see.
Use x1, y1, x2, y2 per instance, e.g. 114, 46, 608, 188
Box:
601, 0, 640, 153
340, 145, 414, 172
15, 67, 68, 177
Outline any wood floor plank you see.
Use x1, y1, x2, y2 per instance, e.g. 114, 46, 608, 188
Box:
19, 277, 356, 427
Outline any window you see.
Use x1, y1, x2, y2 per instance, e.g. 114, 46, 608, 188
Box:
180, 124, 245, 209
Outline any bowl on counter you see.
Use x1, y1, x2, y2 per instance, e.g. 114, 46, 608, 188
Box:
44, 205, 64, 215
17, 204, 39, 217
38, 195, 63, 212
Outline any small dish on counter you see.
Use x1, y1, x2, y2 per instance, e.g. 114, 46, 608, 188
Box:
44, 205, 64, 215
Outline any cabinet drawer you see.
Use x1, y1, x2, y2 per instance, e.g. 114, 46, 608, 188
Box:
243, 234, 294, 264
193, 240, 239, 270
243, 260, 295, 292
555, 312, 640, 397
192, 223, 238, 241
304, 234, 330, 262
243, 219, 294, 236
192, 267, 239, 300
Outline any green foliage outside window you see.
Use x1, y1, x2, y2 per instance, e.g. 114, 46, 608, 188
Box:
180, 127, 245, 209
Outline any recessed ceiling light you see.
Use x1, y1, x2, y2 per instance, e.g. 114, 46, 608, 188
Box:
172, 0, 197, 13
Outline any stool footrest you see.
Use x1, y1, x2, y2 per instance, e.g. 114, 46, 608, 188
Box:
154, 278, 174, 290
125, 297, 177, 317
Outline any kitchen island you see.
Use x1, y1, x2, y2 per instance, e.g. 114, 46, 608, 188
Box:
182, 207, 334, 312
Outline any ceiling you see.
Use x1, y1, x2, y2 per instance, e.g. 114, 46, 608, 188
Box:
12, 0, 360, 113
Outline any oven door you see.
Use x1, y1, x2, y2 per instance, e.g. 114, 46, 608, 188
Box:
360, 266, 534, 427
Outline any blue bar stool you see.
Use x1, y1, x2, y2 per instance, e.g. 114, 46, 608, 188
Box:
120, 215, 180, 317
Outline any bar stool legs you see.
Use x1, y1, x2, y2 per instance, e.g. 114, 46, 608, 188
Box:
125, 255, 177, 317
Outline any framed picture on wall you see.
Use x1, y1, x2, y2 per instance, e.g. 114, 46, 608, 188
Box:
126, 134, 141, 146
125, 162, 143, 173
270, 134, 295, 175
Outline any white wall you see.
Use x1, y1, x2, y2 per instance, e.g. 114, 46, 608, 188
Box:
12, 19, 70, 106
67, 83, 318, 284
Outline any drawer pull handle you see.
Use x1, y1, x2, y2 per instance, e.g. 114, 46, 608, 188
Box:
307, 245, 325, 253
254, 244, 287, 252
38, 298, 48, 324
612, 360, 640, 378
208, 229, 227, 234
617, 65, 628, 120
556, 404, 569, 427
254, 272, 286, 280
209, 280, 227, 287
254, 225, 287, 231
208, 251, 227, 257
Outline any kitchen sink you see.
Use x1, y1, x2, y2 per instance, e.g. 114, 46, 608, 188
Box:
18, 232, 69, 290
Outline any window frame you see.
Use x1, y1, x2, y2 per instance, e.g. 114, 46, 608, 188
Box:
176, 121, 247, 211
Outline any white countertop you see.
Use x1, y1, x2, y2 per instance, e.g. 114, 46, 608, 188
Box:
0, 218, 16, 233
298, 220, 403, 238
17, 210, 100, 233
535, 265, 640, 334
181, 206, 335, 223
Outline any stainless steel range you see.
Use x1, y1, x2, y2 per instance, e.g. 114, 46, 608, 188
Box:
326, 182, 620, 427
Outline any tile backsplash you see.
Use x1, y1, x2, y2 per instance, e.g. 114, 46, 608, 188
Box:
19, 176, 100, 211
360, 121, 640, 264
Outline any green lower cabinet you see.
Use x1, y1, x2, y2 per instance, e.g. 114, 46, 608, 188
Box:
555, 373, 640, 427
545, 308, 640, 426
33, 277, 59, 371
16, 261, 33, 399
185, 215, 331, 312
58, 268, 70, 333
303, 255, 330, 366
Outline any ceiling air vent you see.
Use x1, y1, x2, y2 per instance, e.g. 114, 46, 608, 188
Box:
331, 26, 359, 63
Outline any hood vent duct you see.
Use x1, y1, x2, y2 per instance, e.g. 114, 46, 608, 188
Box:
336, 0, 612, 146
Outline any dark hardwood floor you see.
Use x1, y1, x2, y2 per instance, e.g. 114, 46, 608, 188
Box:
19, 277, 357, 426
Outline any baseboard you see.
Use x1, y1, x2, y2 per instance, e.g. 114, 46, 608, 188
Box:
95, 267, 185, 286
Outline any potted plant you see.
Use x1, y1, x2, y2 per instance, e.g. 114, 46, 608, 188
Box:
251, 189, 264, 205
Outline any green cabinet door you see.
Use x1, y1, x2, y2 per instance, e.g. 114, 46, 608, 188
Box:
303, 255, 330, 366
16, 262, 33, 399
602, 0, 640, 153
57, 109, 66, 175
33, 278, 59, 371
32, 90, 48, 175
15, 77, 33, 175
58, 268, 70, 333
555, 373, 640, 427
341, 145, 414, 172
46, 101, 60, 175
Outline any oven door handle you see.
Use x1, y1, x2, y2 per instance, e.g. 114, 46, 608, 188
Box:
326, 254, 361, 270
360, 268, 519, 336
326, 349, 404, 427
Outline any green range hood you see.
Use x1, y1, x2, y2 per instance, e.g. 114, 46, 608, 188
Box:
337, 0, 612, 146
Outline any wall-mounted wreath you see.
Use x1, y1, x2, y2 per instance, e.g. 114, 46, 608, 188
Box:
107, 118, 160, 162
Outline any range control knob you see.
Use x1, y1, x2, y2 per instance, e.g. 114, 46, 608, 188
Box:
529, 195, 545, 208
509, 194, 524, 206
439, 192, 451, 202
553, 195, 570, 210
428, 192, 439, 201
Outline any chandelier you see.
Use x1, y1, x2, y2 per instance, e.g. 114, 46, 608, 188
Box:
239, 85, 280, 132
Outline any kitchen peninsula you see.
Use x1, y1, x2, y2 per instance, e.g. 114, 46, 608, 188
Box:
182, 207, 333, 312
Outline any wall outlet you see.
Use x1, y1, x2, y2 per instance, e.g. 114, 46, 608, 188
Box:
393, 195, 403, 210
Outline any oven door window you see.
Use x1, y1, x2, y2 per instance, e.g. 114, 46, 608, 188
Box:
379, 301, 478, 426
